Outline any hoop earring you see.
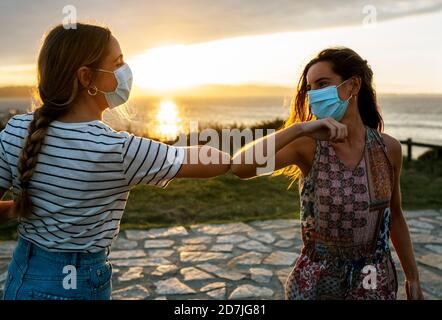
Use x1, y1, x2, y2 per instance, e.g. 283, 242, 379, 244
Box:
88, 86, 98, 96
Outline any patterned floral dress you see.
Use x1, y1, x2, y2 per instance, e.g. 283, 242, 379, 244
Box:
285, 126, 398, 300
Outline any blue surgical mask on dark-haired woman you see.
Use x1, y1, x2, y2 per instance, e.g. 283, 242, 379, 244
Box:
307, 79, 353, 121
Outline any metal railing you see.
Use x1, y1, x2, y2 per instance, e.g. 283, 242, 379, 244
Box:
400, 139, 442, 161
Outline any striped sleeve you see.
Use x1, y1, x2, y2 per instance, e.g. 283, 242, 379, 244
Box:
0, 130, 12, 189
121, 134, 185, 188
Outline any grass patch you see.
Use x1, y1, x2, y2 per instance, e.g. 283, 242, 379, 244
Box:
1, 158, 441, 241
400, 157, 442, 210
120, 172, 299, 231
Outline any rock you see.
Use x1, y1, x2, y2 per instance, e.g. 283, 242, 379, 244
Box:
246, 231, 276, 244
180, 267, 215, 281
229, 284, 274, 299
151, 264, 178, 276
0, 241, 16, 258
263, 251, 299, 266
418, 254, 442, 271
142, 226, 188, 239
155, 278, 196, 295
207, 287, 226, 299
420, 217, 442, 227
276, 267, 293, 286
420, 291, 440, 300
197, 263, 246, 281
275, 229, 297, 240
118, 267, 144, 282
210, 244, 234, 252
238, 240, 271, 253
112, 237, 138, 250
112, 285, 150, 300
177, 245, 207, 252
407, 220, 435, 230
425, 244, 442, 254
125, 230, 151, 240
200, 282, 226, 292
274, 240, 296, 248
390, 250, 401, 267
250, 219, 299, 230
112, 267, 121, 274
180, 251, 232, 263
112, 257, 170, 267
147, 249, 175, 258
228, 252, 263, 267
191, 223, 255, 235
276, 267, 293, 277
182, 237, 212, 244
409, 228, 432, 235
216, 235, 249, 244
404, 210, 439, 219
410, 234, 442, 244
0, 271, 7, 283
144, 240, 175, 249
109, 249, 146, 259
250, 268, 273, 283
396, 280, 407, 300
417, 267, 442, 298
278, 275, 288, 287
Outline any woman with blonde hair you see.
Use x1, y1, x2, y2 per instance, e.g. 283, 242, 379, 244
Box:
1, 23, 230, 300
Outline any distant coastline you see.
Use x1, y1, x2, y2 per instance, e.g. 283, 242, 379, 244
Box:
0, 84, 294, 99
2, 85, 441, 99
0, 86, 33, 98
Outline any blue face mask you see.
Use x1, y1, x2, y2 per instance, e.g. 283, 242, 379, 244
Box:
307, 79, 353, 121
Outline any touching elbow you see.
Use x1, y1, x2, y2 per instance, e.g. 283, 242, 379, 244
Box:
230, 163, 251, 179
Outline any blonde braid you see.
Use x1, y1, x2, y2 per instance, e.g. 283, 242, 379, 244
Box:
13, 107, 56, 218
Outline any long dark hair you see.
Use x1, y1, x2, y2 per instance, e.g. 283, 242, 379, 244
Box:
278, 47, 384, 183
12, 23, 111, 218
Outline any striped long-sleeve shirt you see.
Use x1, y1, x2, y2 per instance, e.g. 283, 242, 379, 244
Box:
0, 113, 185, 253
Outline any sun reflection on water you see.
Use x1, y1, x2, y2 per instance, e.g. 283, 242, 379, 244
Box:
155, 100, 183, 141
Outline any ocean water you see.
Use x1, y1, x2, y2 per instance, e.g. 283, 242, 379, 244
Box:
1, 94, 441, 158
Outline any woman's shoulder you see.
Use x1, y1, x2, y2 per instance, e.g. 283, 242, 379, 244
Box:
380, 132, 401, 153
8, 112, 34, 124
1, 112, 33, 137
380, 132, 402, 169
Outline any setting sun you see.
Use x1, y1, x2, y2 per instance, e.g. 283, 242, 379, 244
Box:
129, 44, 211, 92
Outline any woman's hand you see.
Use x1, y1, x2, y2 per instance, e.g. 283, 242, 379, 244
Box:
301, 118, 348, 143
0, 199, 14, 224
405, 280, 424, 300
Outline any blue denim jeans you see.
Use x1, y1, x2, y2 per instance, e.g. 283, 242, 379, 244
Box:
2, 237, 112, 300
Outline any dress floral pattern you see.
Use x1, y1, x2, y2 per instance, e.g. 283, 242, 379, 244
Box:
285, 126, 398, 300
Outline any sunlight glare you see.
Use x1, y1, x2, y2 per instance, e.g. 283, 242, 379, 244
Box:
155, 100, 183, 140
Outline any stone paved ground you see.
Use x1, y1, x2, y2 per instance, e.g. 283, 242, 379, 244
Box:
1, 210, 441, 300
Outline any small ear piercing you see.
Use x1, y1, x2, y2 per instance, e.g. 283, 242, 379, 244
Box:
88, 85, 98, 96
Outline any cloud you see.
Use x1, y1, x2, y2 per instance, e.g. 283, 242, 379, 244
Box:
0, 0, 441, 64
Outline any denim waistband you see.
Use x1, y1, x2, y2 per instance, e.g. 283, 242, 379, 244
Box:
14, 236, 109, 267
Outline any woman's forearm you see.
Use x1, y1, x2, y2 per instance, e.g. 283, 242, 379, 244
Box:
390, 210, 420, 281
231, 122, 304, 178
0, 200, 14, 224
175, 146, 231, 178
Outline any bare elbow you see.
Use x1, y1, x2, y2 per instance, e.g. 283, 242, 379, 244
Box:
230, 163, 252, 179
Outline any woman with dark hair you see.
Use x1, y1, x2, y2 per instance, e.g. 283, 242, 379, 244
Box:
232, 47, 423, 300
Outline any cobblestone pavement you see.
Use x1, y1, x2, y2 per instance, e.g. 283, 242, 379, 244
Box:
1, 210, 441, 300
